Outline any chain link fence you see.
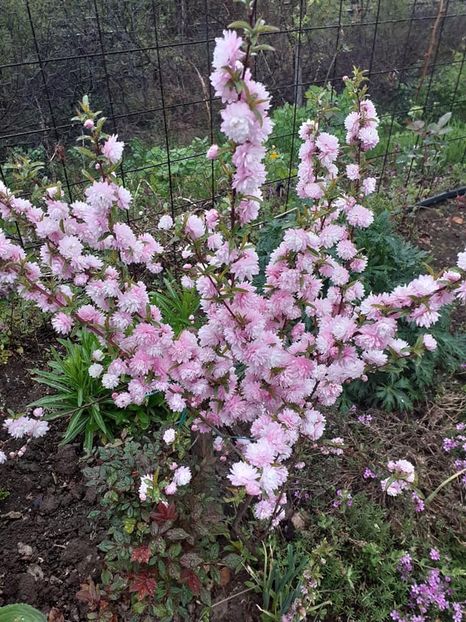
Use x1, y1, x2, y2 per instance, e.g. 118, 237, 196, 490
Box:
0, 0, 465, 220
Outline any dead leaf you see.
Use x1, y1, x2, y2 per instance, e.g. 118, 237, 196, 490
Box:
48, 608, 65, 622
451, 216, 464, 225
220, 566, 231, 587
18, 542, 33, 558
1, 511, 24, 520
291, 511, 306, 530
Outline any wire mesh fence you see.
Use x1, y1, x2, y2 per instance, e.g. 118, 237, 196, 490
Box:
0, 0, 465, 225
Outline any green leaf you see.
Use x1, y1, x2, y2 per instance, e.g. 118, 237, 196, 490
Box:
83, 427, 95, 453
61, 410, 86, 444
437, 111, 452, 128
0, 604, 47, 621
227, 20, 251, 30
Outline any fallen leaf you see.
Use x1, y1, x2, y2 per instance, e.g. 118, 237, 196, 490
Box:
48, 608, 65, 622
151, 502, 177, 524
451, 215, 464, 225
18, 542, 33, 558
27, 563, 44, 581
220, 567, 231, 587
1, 511, 24, 520
291, 511, 306, 530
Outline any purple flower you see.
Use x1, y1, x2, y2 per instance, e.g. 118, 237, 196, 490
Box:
429, 548, 440, 561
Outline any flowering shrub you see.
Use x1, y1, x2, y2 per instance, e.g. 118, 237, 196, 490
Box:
1, 7, 466, 524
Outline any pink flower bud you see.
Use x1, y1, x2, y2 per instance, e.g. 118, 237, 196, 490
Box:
207, 144, 220, 160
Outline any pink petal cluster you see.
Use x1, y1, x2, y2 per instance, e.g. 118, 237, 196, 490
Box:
381, 459, 416, 496
208, 30, 273, 224
344, 99, 380, 151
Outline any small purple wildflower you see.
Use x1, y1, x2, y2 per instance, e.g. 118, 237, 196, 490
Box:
357, 414, 372, 426
411, 491, 425, 513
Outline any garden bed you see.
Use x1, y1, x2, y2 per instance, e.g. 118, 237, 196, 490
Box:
0, 333, 102, 619
0, 194, 465, 620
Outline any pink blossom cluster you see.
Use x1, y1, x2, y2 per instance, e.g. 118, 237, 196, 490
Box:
211, 29, 273, 224
1, 28, 466, 520
344, 98, 380, 151
381, 459, 416, 496
0, 407, 48, 464
443, 422, 466, 488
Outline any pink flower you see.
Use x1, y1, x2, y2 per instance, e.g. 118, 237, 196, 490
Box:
358, 126, 379, 151
102, 134, 124, 163
158, 214, 173, 230
232, 144, 266, 194
429, 548, 440, 561
185, 214, 205, 240
316, 132, 339, 164
139, 474, 153, 501
423, 334, 437, 351
346, 164, 360, 180
228, 461, 261, 496
302, 409, 326, 440
165, 482, 177, 495
245, 439, 276, 467
363, 468, 376, 479
51, 312, 74, 335
207, 144, 220, 160
84, 119, 94, 130
221, 101, 256, 144
347, 204, 374, 228
362, 177, 376, 195
212, 30, 244, 70
114, 392, 131, 408
58, 235, 83, 259
173, 465, 192, 486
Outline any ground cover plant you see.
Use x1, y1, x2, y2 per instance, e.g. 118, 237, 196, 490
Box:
0, 1, 465, 620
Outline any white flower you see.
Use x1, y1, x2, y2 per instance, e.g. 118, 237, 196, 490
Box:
102, 373, 119, 389
173, 466, 192, 486
89, 363, 104, 378
163, 428, 176, 445
92, 349, 104, 362
158, 214, 173, 230
139, 473, 153, 501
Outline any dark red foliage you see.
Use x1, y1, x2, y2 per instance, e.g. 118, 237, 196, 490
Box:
129, 571, 157, 601
151, 502, 178, 524
180, 569, 201, 595
131, 545, 151, 564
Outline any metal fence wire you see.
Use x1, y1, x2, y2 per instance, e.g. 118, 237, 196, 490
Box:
0, 0, 465, 225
